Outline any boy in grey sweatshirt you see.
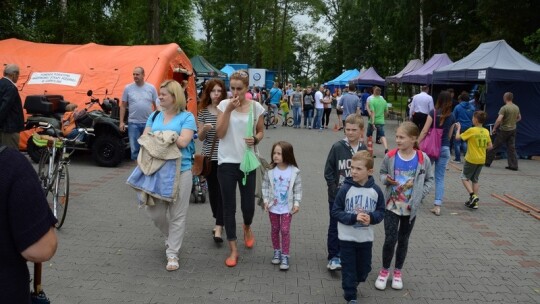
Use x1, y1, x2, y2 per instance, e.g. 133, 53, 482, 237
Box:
332, 151, 385, 304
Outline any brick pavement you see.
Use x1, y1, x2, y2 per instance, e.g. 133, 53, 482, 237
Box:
30, 118, 539, 304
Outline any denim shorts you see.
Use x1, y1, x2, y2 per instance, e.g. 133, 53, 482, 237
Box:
367, 124, 385, 137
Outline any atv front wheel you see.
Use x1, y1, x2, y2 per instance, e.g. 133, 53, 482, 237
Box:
92, 134, 123, 167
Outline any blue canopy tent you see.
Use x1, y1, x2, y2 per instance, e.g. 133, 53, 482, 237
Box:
326, 69, 360, 92
220, 65, 237, 87
433, 40, 540, 156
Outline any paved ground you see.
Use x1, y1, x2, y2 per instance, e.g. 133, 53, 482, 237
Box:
28, 117, 539, 304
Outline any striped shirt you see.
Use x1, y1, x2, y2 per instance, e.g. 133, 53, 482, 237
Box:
197, 108, 219, 161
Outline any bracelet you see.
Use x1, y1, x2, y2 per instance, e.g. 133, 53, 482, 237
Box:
252, 136, 259, 145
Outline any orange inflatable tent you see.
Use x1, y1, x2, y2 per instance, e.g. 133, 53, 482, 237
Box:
0, 38, 197, 116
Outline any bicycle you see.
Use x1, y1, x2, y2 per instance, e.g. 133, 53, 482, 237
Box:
263, 105, 293, 128
33, 122, 93, 228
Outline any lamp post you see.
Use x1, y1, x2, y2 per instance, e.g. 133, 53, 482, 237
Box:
424, 14, 441, 59
424, 23, 435, 58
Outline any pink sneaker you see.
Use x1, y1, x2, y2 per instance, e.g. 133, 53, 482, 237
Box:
392, 269, 403, 290
375, 268, 389, 290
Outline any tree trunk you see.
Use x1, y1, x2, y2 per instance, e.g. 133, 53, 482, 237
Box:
148, 0, 160, 44
277, 0, 289, 82
270, 0, 279, 70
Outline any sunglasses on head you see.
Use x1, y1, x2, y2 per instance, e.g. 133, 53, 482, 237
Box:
233, 71, 248, 78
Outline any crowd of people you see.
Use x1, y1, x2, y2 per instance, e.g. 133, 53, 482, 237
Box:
0, 63, 522, 303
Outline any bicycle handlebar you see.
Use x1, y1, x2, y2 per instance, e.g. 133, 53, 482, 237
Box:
38, 122, 94, 143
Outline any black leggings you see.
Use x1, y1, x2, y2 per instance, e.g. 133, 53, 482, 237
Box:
217, 163, 256, 241
321, 108, 332, 127
206, 160, 223, 226
382, 210, 416, 270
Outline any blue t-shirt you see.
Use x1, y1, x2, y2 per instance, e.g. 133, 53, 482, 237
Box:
269, 88, 282, 105
146, 111, 197, 172
388, 152, 418, 216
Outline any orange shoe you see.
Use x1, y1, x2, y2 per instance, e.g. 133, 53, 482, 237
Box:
225, 255, 238, 267
243, 224, 255, 248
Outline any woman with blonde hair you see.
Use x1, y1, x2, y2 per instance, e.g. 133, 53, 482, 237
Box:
143, 80, 197, 271
216, 70, 265, 267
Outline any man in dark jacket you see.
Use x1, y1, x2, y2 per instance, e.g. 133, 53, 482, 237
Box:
0, 64, 24, 149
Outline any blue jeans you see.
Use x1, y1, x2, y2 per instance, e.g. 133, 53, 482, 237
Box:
453, 139, 467, 162
128, 122, 146, 160
313, 108, 323, 129
269, 103, 279, 116
340, 240, 372, 301
292, 105, 302, 127
303, 108, 313, 127
434, 146, 450, 206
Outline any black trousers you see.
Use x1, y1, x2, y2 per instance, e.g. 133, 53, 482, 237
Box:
340, 240, 372, 301
217, 163, 256, 241
412, 112, 429, 132
206, 160, 223, 226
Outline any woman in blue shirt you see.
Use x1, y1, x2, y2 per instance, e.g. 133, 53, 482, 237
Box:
144, 80, 197, 271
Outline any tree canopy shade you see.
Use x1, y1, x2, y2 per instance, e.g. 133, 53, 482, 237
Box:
432, 40, 540, 83
401, 54, 453, 85
190, 55, 227, 79
350, 67, 385, 86
386, 59, 424, 84
0, 38, 197, 116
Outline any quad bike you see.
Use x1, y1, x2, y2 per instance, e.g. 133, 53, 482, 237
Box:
25, 91, 129, 167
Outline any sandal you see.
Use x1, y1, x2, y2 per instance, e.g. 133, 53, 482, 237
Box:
225, 255, 239, 267
166, 257, 179, 271
213, 227, 223, 243
430, 206, 441, 216
243, 224, 255, 248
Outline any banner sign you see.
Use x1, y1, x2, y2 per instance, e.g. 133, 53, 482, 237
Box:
28, 72, 82, 87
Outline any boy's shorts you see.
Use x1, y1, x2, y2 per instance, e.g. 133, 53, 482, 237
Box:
367, 124, 385, 137
461, 161, 484, 183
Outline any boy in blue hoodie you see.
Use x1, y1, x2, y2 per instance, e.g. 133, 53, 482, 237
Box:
452, 92, 475, 163
324, 114, 368, 271
332, 151, 385, 304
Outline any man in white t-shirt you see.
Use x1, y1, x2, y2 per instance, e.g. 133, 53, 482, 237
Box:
313, 85, 324, 130
120, 67, 158, 160
409, 85, 434, 131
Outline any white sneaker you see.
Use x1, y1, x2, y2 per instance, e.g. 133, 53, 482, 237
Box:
326, 257, 342, 271
375, 269, 389, 290
391, 269, 403, 290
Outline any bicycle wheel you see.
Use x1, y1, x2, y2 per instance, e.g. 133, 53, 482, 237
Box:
37, 149, 52, 192
286, 117, 294, 127
51, 164, 69, 228
271, 115, 279, 126
264, 113, 275, 128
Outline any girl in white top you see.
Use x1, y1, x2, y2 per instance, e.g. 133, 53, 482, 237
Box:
216, 70, 265, 267
262, 141, 302, 271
